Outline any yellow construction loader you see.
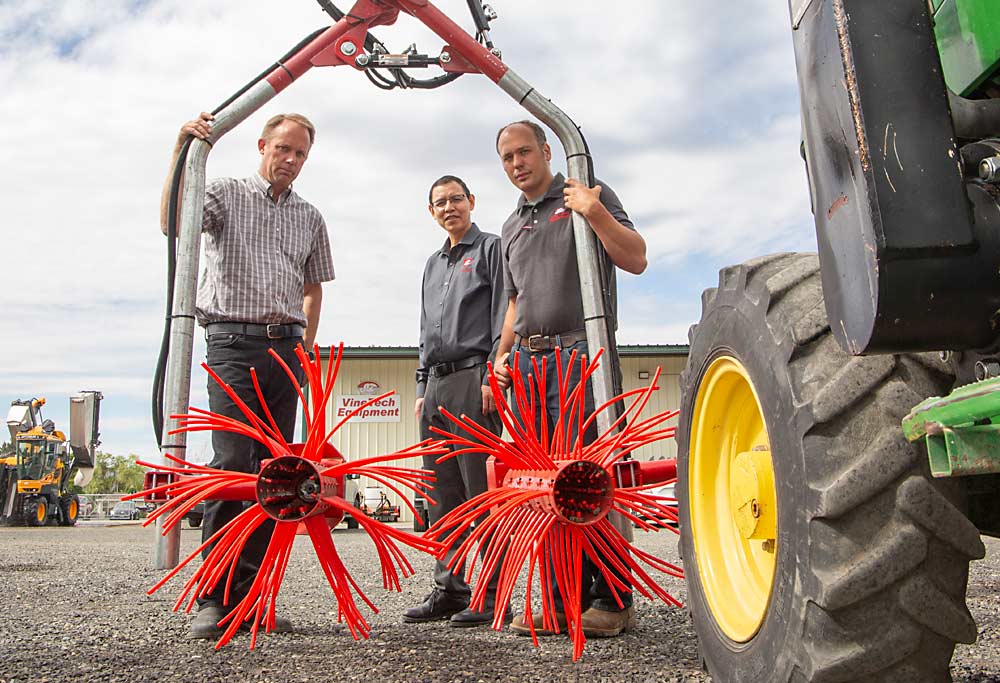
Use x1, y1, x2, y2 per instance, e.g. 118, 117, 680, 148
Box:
0, 392, 102, 526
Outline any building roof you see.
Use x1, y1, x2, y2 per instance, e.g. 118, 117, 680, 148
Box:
319, 344, 689, 359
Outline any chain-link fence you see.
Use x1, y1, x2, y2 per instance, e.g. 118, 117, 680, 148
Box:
77, 493, 143, 520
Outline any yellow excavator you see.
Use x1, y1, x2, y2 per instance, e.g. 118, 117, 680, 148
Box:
0, 391, 102, 526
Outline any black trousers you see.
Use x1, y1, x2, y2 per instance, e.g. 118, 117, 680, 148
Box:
510, 339, 632, 612
420, 363, 503, 601
200, 331, 304, 606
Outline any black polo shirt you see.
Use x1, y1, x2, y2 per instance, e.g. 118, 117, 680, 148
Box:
501, 173, 635, 336
416, 223, 505, 398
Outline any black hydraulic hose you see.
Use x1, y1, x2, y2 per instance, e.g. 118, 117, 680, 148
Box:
465, 0, 495, 48
152, 27, 328, 447
400, 71, 462, 90
152, 136, 192, 448
214, 26, 328, 117
315, 0, 463, 90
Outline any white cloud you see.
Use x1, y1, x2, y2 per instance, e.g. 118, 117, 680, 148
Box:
618, 113, 814, 268
0, 0, 813, 458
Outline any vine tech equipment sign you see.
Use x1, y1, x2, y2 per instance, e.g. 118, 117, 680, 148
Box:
335, 380, 401, 423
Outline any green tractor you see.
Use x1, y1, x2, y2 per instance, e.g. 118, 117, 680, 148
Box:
678, 1, 1000, 680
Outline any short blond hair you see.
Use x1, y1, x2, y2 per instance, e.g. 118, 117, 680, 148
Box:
261, 113, 316, 145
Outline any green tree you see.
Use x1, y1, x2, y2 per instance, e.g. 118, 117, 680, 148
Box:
82, 451, 146, 494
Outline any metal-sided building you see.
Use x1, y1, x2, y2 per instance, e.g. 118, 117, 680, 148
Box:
316, 345, 688, 522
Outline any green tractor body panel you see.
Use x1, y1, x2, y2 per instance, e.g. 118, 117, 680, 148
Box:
933, 0, 1000, 95
903, 376, 1000, 477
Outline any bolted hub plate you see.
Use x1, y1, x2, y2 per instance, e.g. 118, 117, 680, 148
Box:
256, 456, 336, 522
729, 448, 777, 540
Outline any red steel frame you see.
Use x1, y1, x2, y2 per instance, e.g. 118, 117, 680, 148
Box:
268, 0, 507, 92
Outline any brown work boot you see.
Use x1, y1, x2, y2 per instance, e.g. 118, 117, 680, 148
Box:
509, 611, 568, 636
580, 605, 636, 637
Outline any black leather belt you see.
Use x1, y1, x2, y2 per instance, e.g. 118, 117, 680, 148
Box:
515, 329, 588, 352
429, 354, 487, 378
205, 322, 305, 339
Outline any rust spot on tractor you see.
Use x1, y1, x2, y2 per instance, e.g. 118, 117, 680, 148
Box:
925, 422, 944, 436
827, 194, 849, 219
833, 0, 869, 172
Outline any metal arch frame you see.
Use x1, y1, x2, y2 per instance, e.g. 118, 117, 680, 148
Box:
156, 0, 621, 569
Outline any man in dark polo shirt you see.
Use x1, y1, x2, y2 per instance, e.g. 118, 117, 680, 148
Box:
160, 111, 336, 639
492, 120, 647, 638
403, 174, 508, 628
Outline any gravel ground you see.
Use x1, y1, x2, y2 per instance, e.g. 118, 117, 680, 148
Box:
1, 523, 998, 683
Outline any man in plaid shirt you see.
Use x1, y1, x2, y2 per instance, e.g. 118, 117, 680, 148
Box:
160, 111, 335, 640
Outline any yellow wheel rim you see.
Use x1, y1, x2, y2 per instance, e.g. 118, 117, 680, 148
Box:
68, 500, 78, 519
690, 355, 777, 642
36, 500, 46, 523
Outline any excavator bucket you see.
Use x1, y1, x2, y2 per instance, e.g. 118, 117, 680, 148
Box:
6, 403, 35, 442
69, 391, 102, 486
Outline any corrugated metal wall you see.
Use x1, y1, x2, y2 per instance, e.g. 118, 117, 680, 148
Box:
320, 350, 686, 521
323, 356, 423, 463
619, 354, 686, 462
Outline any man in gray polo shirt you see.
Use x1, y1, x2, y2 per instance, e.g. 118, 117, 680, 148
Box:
160, 111, 335, 640
493, 120, 647, 638
403, 175, 508, 628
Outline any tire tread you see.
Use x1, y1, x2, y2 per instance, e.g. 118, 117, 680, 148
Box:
680, 252, 978, 683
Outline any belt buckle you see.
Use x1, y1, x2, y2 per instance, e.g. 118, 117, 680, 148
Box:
266, 324, 283, 339
527, 334, 547, 352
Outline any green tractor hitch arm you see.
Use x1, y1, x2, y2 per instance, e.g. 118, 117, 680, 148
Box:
903, 376, 1000, 477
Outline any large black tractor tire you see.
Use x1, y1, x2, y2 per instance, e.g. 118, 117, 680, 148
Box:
24, 496, 48, 527
58, 493, 79, 526
678, 253, 985, 682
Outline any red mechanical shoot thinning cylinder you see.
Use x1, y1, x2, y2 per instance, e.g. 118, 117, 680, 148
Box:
131, 344, 445, 649
428, 347, 683, 661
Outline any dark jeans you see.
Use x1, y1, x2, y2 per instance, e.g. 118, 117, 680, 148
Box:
200, 331, 304, 606
420, 364, 504, 603
511, 339, 632, 612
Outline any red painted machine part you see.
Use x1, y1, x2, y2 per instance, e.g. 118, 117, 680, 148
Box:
265, 0, 508, 94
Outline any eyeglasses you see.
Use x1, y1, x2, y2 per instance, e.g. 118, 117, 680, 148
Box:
432, 194, 467, 209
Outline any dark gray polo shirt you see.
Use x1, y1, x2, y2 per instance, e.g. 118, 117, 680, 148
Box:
501, 173, 635, 336
416, 223, 505, 398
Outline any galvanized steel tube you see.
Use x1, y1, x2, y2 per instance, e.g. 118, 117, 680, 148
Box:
497, 70, 617, 436
154, 80, 278, 570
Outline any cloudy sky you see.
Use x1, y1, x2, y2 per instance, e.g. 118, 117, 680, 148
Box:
0, 1, 815, 460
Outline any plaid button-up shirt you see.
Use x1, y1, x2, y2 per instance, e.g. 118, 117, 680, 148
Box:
196, 174, 336, 326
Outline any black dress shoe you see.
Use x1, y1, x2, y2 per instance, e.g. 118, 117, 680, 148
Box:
402, 590, 469, 623
449, 604, 513, 628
